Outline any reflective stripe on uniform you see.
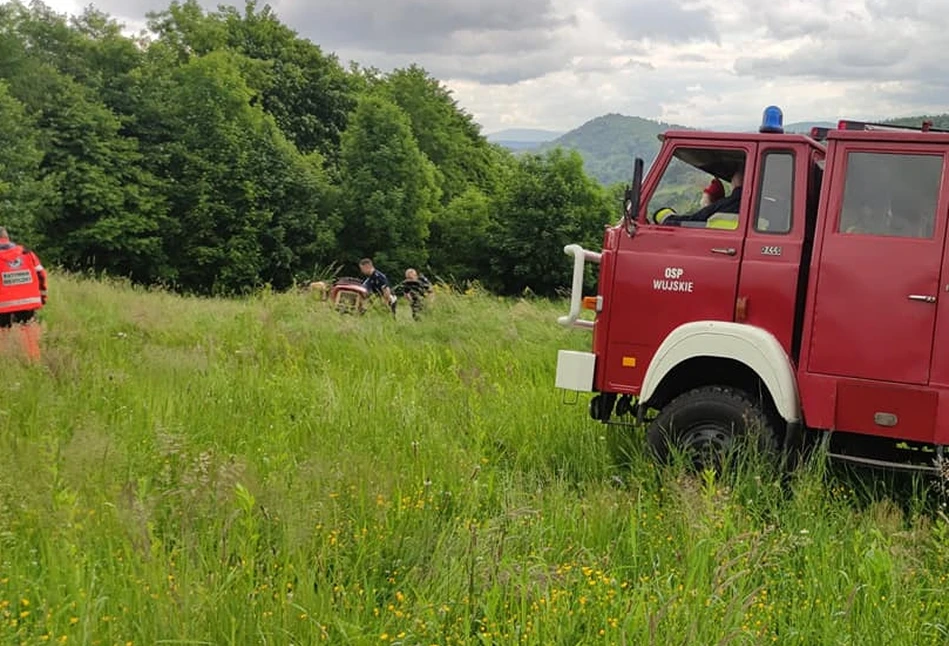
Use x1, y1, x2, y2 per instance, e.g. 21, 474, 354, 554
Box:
0, 297, 42, 308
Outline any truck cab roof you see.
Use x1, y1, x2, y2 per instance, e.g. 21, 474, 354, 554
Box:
654, 129, 826, 183
825, 129, 949, 145
812, 118, 949, 144
659, 129, 826, 151
660, 119, 949, 150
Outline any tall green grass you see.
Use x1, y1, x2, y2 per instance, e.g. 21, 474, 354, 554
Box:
0, 276, 947, 645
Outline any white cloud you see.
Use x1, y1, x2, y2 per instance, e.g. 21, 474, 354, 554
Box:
36, 0, 949, 133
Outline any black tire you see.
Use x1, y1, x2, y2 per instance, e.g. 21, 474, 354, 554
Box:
646, 386, 779, 472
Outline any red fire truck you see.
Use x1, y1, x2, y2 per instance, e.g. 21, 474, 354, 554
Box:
556, 107, 949, 474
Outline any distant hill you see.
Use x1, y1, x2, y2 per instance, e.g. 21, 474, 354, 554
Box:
486, 128, 563, 151
536, 114, 690, 186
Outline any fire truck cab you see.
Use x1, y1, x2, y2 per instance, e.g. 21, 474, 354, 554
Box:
556, 107, 949, 473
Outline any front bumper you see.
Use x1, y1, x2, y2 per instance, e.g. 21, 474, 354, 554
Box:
556, 243, 602, 393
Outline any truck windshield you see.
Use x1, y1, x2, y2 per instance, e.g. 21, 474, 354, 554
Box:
646, 147, 747, 221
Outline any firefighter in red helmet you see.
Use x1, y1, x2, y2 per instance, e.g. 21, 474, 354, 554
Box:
0, 228, 46, 361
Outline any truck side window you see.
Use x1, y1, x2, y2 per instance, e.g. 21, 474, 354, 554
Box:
754, 151, 794, 234
838, 151, 943, 239
645, 147, 747, 230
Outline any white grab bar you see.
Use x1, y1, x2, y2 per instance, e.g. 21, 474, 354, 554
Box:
557, 243, 601, 330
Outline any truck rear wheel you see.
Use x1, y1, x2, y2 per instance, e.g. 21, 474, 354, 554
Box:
646, 386, 779, 472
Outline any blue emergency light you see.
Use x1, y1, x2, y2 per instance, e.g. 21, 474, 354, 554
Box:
759, 105, 784, 134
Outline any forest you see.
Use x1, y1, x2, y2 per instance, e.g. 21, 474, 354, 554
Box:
0, 0, 617, 297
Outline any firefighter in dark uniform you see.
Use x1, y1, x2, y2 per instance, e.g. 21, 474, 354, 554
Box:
0, 228, 47, 361
359, 258, 397, 316
400, 268, 431, 320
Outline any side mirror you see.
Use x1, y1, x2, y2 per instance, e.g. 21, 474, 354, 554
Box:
623, 157, 644, 237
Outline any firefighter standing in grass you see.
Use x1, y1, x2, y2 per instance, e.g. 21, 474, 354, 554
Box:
359, 258, 397, 317
0, 228, 47, 361
401, 268, 431, 320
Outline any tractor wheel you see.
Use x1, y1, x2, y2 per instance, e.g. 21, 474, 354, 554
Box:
646, 386, 779, 472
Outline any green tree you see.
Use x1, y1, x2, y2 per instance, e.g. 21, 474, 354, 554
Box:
3, 58, 170, 282
67, 8, 151, 126
0, 0, 621, 298
0, 1, 170, 278
487, 148, 613, 296
338, 93, 440, 270
257, 147, 340, 289
0, 81, 44, 242
144, 0, 228, 62
427, 187, 492, 283
141, 49, 338, 294
220, 2, 357, 160
147, 0, 357, 161
0, 2, 145, 120
383, 64, 495, 203
604, 181, 627, 223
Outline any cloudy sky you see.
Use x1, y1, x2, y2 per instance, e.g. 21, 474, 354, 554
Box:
42, 0, 949, 134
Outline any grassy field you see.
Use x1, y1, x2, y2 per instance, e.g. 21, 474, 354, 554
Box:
1, 276, 948, 645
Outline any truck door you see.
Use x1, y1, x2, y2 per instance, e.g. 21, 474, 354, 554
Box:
807, 145, 947, 386
736, 144, 809, 357
599, 141, 757, 393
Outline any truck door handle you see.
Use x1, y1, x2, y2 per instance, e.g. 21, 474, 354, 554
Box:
908, 294, 937, 303
711, 247, 737, 256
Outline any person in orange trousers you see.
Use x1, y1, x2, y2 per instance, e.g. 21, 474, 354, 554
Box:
0, 228, 47, 362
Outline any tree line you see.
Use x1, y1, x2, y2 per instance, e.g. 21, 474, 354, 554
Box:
0, 0, 617, 297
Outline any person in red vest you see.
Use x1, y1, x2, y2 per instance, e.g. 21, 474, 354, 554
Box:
0, 228, 46, 361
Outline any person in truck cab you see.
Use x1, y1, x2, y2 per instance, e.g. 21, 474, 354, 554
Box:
700, 177, 725, 207
657, 168, 744, 226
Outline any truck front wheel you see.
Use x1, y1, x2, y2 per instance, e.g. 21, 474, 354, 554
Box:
646, 386, 779, 472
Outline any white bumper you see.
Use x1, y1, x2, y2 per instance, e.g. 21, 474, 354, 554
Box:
555, 350, 597, 392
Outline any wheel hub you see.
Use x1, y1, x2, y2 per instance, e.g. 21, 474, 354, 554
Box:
681, 422, 734, 468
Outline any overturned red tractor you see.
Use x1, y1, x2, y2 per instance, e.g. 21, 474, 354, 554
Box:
556, 107, 949, 473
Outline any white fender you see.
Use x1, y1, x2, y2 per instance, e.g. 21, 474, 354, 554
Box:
639, 321, 801, 423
